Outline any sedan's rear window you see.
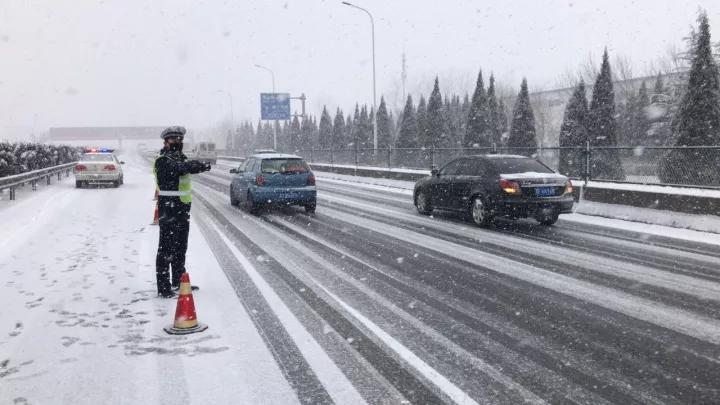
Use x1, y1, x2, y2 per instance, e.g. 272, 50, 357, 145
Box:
261, 158, 310, 174
491, 158, 553, 174
80, 154, 114, 162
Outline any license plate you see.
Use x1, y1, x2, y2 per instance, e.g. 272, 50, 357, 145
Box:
535, 187, 555, 197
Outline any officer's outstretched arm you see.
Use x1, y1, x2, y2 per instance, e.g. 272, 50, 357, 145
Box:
158, 157, 208, 175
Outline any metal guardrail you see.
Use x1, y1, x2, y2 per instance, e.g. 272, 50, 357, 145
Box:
0, 162, 76, 200
286, 145, 720, 190
217, 155, 245, 162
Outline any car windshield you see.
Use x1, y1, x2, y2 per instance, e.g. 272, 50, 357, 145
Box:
260, 158, 309, 174
80, 154, 114, 162
492, 158, 553, 174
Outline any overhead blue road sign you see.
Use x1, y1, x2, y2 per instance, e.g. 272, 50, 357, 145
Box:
260, 93, 291, 120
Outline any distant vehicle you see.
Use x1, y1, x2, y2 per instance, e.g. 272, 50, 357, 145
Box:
187, 141, 217, 165
229, 153, 316, 214
73, 148, 125, 188
413, 155, 574, 226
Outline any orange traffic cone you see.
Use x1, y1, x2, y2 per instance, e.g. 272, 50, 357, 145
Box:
164, 273, 208, 335
151, 202, 159, 225
151, 190, 159, 225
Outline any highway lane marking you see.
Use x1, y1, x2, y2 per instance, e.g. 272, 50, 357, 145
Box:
209, 220, 368, 405
320, 206, 720, 345
312, 278, 483, 405
318, 193, 720, 301
266, 214, 549, 405
198, 182, 544, 403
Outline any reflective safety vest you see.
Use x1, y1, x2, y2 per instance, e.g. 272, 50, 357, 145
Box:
153, 155, 192, 204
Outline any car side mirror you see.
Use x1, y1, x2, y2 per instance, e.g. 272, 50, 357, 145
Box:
431, 168, 439, 177
229, 168, 239, 174
120, 161, 125, 165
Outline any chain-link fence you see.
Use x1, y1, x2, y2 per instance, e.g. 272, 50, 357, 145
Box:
295, 145, 720, 189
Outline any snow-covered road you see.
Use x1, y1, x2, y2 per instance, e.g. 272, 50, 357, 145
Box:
0, 152, 300, 405
2, 151, 720, 404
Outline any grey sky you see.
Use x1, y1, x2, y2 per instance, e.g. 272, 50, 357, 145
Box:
1, 0, 719, 139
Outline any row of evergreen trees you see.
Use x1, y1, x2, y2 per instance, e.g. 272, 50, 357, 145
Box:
558, 11, 720, 183
225, 11, 720, 185
558, 49, 625, 180
226, 100, 396, 153
0, 142, 80, 177
226, 73, 526, 154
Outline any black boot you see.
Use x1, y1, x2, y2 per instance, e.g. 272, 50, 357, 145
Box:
158, 290, 176, 298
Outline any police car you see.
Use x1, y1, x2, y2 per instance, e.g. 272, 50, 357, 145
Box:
73, 148, 125, 188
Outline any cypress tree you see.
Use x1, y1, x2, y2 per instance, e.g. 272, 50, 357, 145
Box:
376, 97, 392, 149
460, 94, 471, 144
558, 81, 589, 177
350, 104, 360, 147
587, 49, 625, 180
661, 11, 720, 185
289, 116, 301, 152
345, 114, 353, 147
256, 120, 263, 149
359, 105, 370, 148
425, 77, 446, 148
486, 74, 501, 146
333, 109, 346, 149
497, 99, 509, 141
464, 70, 490, 148
319, 107, 333, 149
299, 116, 313, 150
633, 82, 651, 146
396, 95, 418, 148
416, 96, 428, 148
444, 96, 459, 148
508, 78, 538, 156
225, 129, 233, 151
646, 73, 673, 147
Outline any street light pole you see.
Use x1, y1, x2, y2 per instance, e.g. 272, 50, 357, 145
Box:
254, 64, 278, 149
228, 92, 234, 128
342, 1, 377, 151
216, 90, 235, 148
254, 64, 276, 93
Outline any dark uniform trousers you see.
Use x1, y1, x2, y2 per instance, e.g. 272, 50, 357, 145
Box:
156, 197, 191, 294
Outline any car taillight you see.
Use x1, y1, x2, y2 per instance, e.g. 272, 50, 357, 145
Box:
500, 179, 521, 195
74, 164, 87, 171
103, 165, 116, 171
255, 175, 265, 186
307, 174, 316, 186
564, 180, 573, 194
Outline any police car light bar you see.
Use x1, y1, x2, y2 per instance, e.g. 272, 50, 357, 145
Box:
84, 148, 114, 153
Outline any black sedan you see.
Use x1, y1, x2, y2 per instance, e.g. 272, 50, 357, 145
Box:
413, 155, 574, 226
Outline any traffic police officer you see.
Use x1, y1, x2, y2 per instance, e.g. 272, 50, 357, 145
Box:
154, 126, 211, 298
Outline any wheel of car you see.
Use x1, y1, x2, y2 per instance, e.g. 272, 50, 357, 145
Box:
229, 187, 239, 206
245, 192, 259, 214
470, 196, 493, 227
536, 212, 559, 226
112, 180, 120, 188
415, 190, 433, 215
305, 201, 316, 214
75, 180, 82, 188
119, 176, 124, 185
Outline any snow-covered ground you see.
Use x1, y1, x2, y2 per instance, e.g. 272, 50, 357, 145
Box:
314, 170, 720, 242
0, 151, 299, 404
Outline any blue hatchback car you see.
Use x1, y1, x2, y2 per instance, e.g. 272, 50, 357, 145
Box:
229, 153, 317, 214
